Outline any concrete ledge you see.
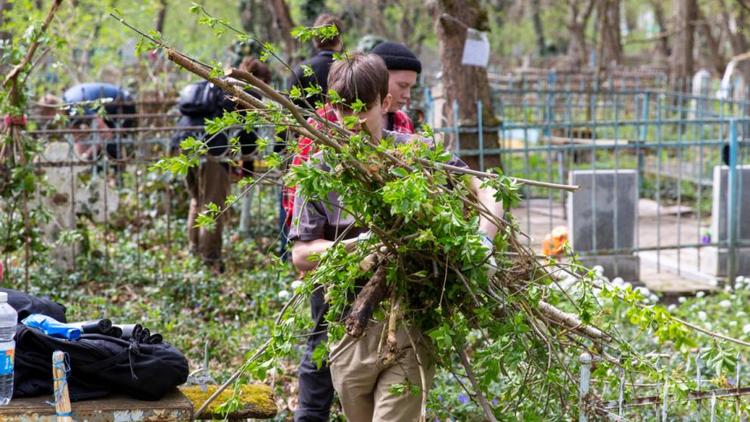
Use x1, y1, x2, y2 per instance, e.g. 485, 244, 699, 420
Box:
702, 246, 750, 278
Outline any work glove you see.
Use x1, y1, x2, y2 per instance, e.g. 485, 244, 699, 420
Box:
480, 232, 498, 279
355, 231, 372, 243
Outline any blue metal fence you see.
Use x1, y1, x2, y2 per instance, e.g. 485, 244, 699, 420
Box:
431, 88, 750, 285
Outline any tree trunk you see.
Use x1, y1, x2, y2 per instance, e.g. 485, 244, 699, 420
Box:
155, 0, 167, 34
670, 0, 698, 91
596, 0, 622, 71
530, 0, 546, 57
432, 0, 501, 171
695, 6, 725, 75
650, 0, 671, 64
717, 0, 750, 95
398, 0, 432, 57
565, 0, 595, 68
368, 0, 389, 36
239, 0, 297, 63
268, 0, 297, 63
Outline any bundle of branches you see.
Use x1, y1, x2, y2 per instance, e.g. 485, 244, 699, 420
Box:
159, 45, 618, 418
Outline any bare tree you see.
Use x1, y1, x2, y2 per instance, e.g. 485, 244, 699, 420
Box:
595, 0, 622, 70
432, 0, 501, 171
155, 0, 168, 35
530, 0, 546, 57
670, 0, 697, 90
565, 0, 595, 68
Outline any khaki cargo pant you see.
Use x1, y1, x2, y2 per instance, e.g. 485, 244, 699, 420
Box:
330, 320, 435, 422
186, 160, 229, 264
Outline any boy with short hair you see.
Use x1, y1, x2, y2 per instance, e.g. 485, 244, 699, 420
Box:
282, 42, 421, 231
290, 53, 502, 422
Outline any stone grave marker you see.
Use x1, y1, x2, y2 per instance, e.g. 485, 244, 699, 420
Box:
567, 169, 640, 281
39, 142, 119, 269
705, 165, 750, 277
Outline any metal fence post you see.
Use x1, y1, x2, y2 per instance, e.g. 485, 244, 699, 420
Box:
239, 190, 253, 237
452, 99, 460, 154
728, 119, 739, 286
579, 352, 592, 422
477, 100, 484, 172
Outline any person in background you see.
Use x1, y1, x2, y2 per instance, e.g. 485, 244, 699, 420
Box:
289, 13, 344, 110
371, 41, 422, 133
62, 82, 136, 160
281, 13, 345, 262
172, 55, 271, 274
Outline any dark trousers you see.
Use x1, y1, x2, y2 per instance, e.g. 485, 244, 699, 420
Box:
295, 287, 333, 422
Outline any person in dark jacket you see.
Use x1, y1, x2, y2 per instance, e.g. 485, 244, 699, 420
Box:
173, 57, 271, 274
283, 15, 345, 263
288, 13, 344, 110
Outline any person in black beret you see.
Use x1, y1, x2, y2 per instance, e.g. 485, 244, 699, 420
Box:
371, 42, 422, 133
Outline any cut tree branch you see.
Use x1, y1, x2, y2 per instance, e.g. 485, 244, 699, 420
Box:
345, 261, 391, 338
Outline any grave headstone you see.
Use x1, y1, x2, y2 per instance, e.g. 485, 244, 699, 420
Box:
40, 142, 119, 269
705, 165, 750, 277
567, 169, 640, 281
691, 69, 711, 119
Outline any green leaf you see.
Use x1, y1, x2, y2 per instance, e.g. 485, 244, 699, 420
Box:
350, 98, 366, 113
289, 85, 302, 99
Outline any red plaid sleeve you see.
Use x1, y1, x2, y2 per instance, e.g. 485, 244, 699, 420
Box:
283, 105, 338, 227
392, 110, 415, 134
283, 108, 415, 228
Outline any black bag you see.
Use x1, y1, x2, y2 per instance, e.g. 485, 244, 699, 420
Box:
0, 288, 66, 323
177, 81, 225, 118
14, 325, 189, 401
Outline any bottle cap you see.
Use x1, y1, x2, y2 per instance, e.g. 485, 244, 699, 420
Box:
0, 292, 6, 303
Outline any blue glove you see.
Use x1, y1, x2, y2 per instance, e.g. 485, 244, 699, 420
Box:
22, 314, 81, 340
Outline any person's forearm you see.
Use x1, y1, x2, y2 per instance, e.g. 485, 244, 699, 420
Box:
291, 237, 359, 271
471, 176, 503, 238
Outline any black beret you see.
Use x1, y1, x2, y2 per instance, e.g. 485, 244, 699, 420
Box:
371, 42, 422, 74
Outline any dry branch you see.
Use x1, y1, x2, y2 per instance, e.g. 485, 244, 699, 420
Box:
345, 262, 391, 338
3, 0, 63, 88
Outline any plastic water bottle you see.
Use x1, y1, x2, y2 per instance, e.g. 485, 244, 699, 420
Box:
0, 292, 17, 405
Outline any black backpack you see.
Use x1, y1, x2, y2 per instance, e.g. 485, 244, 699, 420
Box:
0, 288, 66, 323
13, 325, 189, 401
177, 81, 226, 118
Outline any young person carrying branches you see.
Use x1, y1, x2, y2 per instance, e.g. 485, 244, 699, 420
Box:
282, 42, 421, 240
287, 43, 424, 422
289, 52, 502, 422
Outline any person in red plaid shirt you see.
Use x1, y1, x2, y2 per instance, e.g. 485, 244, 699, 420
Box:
283, 42, 421, 229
